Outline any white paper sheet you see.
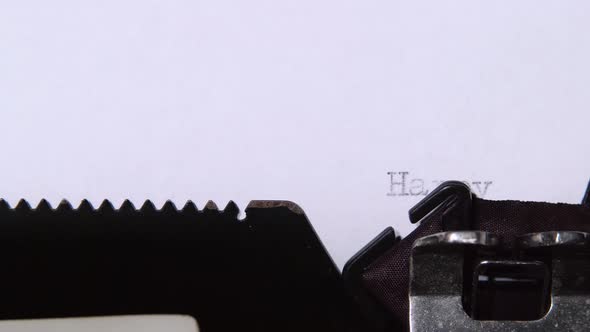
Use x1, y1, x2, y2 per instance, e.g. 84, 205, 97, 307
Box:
1, 0, 589, 269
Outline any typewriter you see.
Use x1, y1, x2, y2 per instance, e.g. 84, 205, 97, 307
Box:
1, 181, 589, 331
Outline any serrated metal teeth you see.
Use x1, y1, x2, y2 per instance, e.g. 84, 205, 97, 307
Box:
0, 199, 10, 210
160, 200, 177, 213
56, 199, 73, 212
119, 200, 136, 213
98, 200, 115, 213
15, 199, 32, 212
182, 200, 198, 214
204, 200, 219, 211
0, 199, 247, 217
140, 200, 157, 213
78, 199, 94, 213
36, 199, 52, 212
223, 201, 239, 216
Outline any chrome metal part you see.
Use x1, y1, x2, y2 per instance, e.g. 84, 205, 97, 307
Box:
517, 231, 590, 249
409, 231, 590, 332
412, 231, 499, 249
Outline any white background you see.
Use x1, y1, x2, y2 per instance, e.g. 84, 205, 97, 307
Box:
1, 1, 589, 268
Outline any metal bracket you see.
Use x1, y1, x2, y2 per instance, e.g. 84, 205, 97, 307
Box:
409, 181, 473, 231
342, 227, 401, 331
